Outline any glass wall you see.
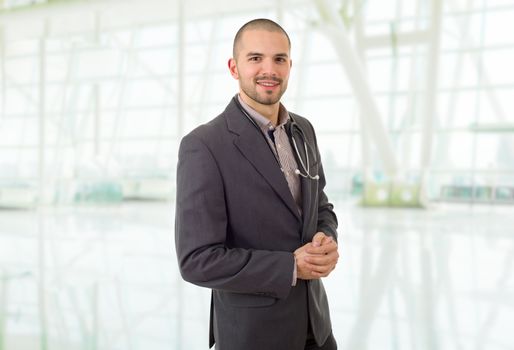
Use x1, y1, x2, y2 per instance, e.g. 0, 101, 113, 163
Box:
0, 0, 513, 208
1, 1, 514, 350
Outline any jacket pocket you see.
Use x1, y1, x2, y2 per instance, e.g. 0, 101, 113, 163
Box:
220, 291, 278, 308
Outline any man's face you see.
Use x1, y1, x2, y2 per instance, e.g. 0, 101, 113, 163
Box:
229, 29, 292, 108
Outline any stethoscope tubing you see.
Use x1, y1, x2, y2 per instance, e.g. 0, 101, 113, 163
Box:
234, 96, 319, 181
289, 124, 319, 180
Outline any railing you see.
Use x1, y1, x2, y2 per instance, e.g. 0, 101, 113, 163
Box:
440, 185, 514, 203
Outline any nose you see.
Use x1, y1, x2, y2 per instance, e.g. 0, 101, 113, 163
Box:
260, 58, 276, 76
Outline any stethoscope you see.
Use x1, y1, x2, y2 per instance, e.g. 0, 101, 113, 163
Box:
233, 96, 319, 181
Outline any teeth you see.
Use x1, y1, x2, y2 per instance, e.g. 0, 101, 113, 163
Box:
259, 82, 277, 87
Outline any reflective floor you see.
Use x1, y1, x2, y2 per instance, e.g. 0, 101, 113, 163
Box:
0, 201, 513, 350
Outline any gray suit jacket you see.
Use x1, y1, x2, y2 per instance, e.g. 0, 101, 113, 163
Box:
175, 97, 338, 350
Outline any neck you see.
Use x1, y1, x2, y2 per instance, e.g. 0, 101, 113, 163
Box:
239, 93, 279, 126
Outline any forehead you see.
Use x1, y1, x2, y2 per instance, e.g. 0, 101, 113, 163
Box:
238, 29, 290, 54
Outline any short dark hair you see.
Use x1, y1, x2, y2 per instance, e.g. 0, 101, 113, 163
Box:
233, 18, 291, 59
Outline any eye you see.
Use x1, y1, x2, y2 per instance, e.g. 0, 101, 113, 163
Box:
275, 57, 287, 63
249, 56, 261, 62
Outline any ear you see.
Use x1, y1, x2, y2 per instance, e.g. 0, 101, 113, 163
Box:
228, 58, 239, 80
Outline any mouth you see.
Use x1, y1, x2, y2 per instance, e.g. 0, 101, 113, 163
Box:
256, 79, 280, 90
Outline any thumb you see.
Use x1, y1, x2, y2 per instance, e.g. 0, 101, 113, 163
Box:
312, 232, 326, 247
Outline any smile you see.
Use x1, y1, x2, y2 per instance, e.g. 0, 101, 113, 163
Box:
257, 80, 279, 88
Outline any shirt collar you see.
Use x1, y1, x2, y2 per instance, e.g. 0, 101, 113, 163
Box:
237, 94, 290, 130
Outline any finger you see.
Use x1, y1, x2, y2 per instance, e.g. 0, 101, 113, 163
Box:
321, 236, 333, 245
306, 241, 337, 255
311, 271, 328, 278
305, 244, 326, 255
305, 258, 337, 273
313, 262, 338, 275
312, 232, 326, 247
308, 262, 337, 274
298, 261, 328, 273
311, 266, 335, 278
310, 265, 332, 276
305, 254, 335, 266
304, 254, 338, 270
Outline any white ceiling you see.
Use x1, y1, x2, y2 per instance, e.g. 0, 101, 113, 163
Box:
0, 0, 313, 41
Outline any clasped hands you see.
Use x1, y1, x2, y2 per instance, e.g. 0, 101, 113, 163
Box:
294, 232, 339, 280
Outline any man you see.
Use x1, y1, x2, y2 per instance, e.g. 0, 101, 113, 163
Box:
175, 18, 339, 350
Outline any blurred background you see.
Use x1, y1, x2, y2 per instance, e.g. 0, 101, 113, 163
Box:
0, 0, 513, 349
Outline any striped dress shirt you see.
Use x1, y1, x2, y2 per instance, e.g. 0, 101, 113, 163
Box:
237, 95, 302, 215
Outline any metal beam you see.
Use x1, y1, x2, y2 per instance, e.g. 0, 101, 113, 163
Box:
0, 271, 5, 350
38, 19, 49, 205
362, 30, 430, 49
0, 25, 4, 119
176, 3, 185, 350
352, 0, 372, 181
177, 0, 185, 138
276, 0, 284, 24
292, 22, 311, 112
37, 19, 50, 350
194, 18, 218, 126
37, 214, 48, 350
104, 27, 137, 168
93, 11, 101, 158
420, 0, 443, 190
314, 0, 399, 177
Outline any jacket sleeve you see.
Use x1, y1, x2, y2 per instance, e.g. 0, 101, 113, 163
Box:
315, 159, 338, 242
308, 121, 339, 242
174, 132, 294, 300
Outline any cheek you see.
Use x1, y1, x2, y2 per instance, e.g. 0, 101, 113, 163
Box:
239, 66, 256, 77
278, 66, 291, 77
280, 71, 290, 82
240, 69, 258, 81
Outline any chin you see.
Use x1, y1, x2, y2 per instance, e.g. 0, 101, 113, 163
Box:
261, 98, 280, 105
261, 92, 281, 104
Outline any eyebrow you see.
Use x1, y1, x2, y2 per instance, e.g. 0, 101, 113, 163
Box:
246, 52, 289, 58
246, 52, 264, 57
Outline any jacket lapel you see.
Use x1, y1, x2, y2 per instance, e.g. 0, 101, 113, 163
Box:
300, 180, 312, 233
288, 122, 314, 235
225, 98, 301, 222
